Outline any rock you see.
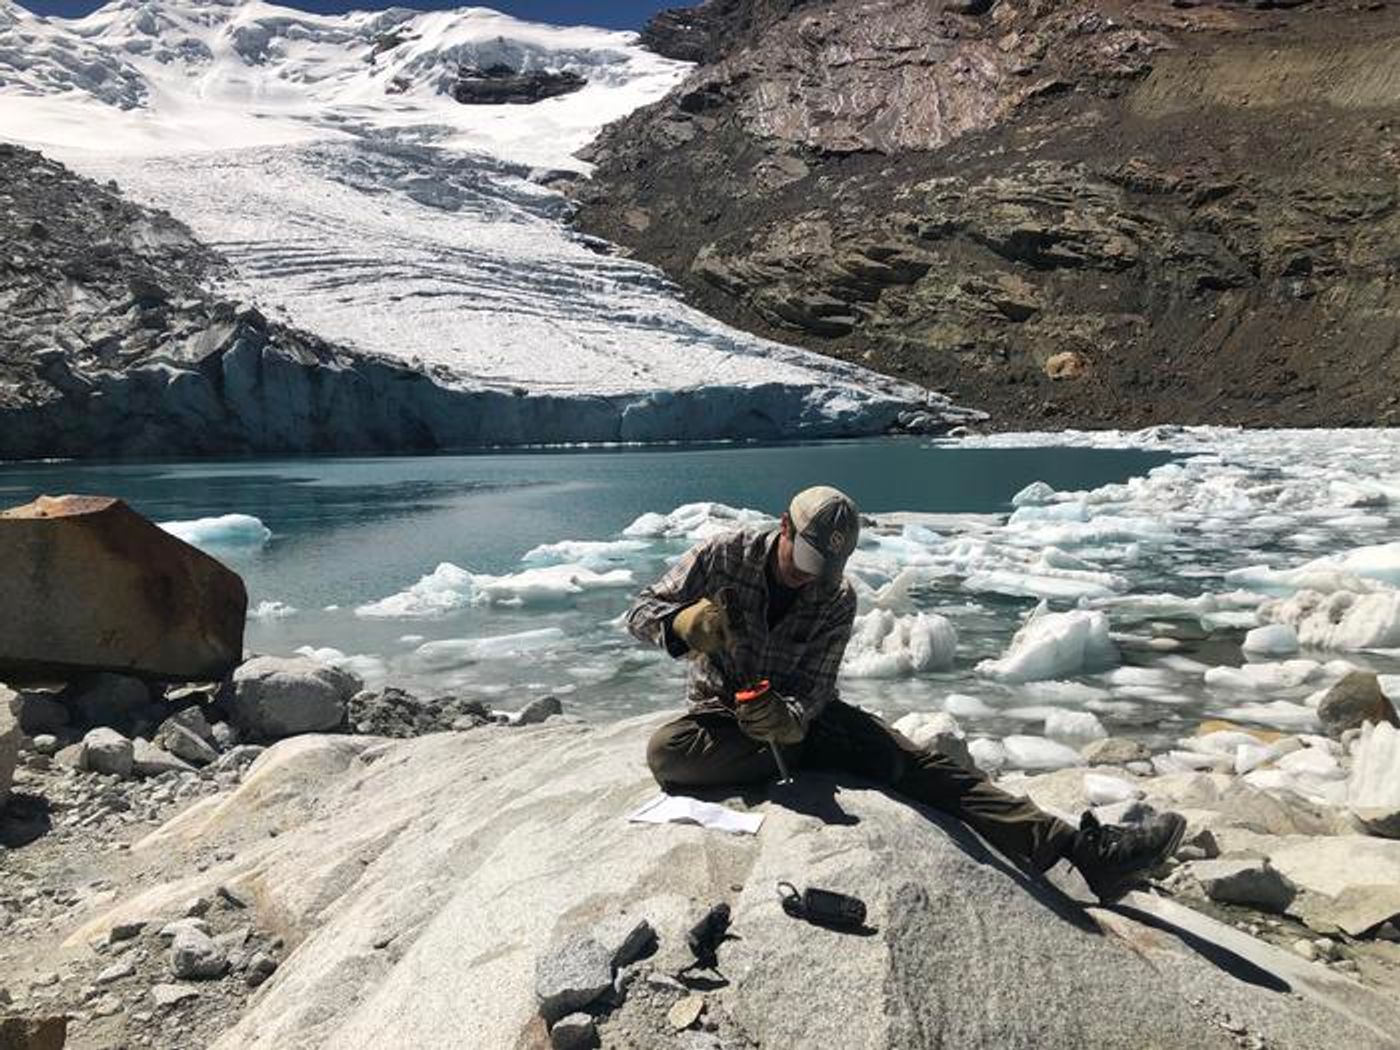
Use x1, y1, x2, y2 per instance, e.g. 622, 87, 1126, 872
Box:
0, 495, 247, 680
1348, 721, 1400, 837
170, 925, 229, 979
1081, 737, 1151, 766
53, 743, 83, 770
1188, 858, 1297, 913
0, 696, 19, 811
209, 744, 265, 776
150, 983, 200, 1008
668, 994, 706, 1031
30, 734, 59, 756
535, 935, 613, 1024
245, 953, 278, 988
157, 718, 219, 767
452, 65, 587, 105
590, 915, 655, 970
1317, 672, 1398, 738
7, 685, 69, 735
95, 957, 137, 984
549, 1012, 596, 1050
1292, 939, 1317, 961
211, 721, 240, 750
0, 1016, 67, 1049
69, 672, 149, 728
80, 726, 134, 778
1044, 351, 1089, 380
108, 920, 146, 944
228, 656, 359, 739
160, 917, 211, 940
132, 737, 196, 778
68, 721, 1400, 1050
515, 695, 563, 726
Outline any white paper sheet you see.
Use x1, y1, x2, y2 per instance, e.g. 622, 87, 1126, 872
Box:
627, 793, 764, 835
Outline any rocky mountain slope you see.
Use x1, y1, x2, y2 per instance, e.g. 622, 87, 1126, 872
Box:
576, 0, 1400, 429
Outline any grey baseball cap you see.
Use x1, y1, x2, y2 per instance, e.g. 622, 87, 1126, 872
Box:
788, 485, 860, 577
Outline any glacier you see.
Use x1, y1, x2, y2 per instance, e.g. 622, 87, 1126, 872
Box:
0, 0, 975, 451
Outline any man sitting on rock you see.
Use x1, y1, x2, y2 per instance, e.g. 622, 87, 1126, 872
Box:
626, 485, 1185, 902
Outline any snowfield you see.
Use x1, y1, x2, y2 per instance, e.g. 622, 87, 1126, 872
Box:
0, 0, 963, 436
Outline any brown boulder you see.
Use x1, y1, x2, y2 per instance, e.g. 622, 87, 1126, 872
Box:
1044, 351, 1090, 381
1318, 671, 1399, 738
0, 495, 246, 682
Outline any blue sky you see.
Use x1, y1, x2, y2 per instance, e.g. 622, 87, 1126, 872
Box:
17, 1, 678, 30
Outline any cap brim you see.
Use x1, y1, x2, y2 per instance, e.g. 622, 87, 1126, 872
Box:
792, 534, 827, 575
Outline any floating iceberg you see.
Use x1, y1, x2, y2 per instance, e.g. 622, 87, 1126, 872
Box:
977, 604, 1118, 684
842, 609, 957, 678
160, 513, 271, 549
1257, 590, 1400, 650
356, 561, 633, 618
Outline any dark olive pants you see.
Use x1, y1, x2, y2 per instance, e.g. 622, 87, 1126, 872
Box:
647, 700, 1076, 872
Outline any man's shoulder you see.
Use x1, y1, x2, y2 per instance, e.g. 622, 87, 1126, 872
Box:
696, 526, 770, 563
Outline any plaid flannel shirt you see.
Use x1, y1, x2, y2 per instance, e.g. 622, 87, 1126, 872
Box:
626, 527, 857, 733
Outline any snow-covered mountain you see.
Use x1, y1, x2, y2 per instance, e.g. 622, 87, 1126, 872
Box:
0, 0, 681, 165
0, 0, 973, 455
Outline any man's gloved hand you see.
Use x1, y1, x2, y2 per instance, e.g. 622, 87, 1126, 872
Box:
672, 598, 734, 655
736, 688, 804, 746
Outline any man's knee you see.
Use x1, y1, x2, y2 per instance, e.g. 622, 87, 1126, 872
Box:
646, 718, 697, 787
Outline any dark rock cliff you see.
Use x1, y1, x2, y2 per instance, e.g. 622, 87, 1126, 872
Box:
576, 0, 1400, 429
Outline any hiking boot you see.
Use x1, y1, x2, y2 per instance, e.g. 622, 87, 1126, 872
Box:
1069, 810, 1186, 903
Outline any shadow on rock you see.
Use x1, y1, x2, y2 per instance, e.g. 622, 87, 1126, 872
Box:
0, 791, 53, 848
1111, 901, 1293, 995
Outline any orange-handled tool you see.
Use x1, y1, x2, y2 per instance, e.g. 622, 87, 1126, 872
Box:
735, 679, 793, 785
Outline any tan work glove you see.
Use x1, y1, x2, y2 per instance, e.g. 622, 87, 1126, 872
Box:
672, 598, 734, 656
736, 688, 804, 745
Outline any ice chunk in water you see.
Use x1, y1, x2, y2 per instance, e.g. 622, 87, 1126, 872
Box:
356, 562, 476, 618
1212, 700, 1320, 732
976, 604, 1118, 683
357, 561, 633, 617
248, 600, 296, 620
968, 738, 1006, 772
1011, 480, 1057, 507
622, 502, 774, 540
293, 645, 387, 686
892, 711, 964, 752
160, 513, 271, 549
944, 693, 995, 718
409, 628, 567, 669
522, 539, 650, 569
1257, 590, 1400, 650
842, 609, 957, 677
1006, 502, 1090, 525
1002, 735, 1082, 771
1044, 709, 1107, 742
1241, 624, 1299, 655
1203, 660, 1321, 692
